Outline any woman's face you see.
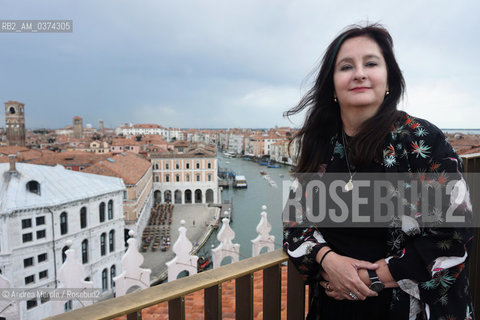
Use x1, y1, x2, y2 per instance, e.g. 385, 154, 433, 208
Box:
333, 36, 388, 113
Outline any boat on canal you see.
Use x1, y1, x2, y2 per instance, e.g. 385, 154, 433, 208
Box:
233, 175, 248, 188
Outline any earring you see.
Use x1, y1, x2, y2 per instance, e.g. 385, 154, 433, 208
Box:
386, 90, 390, 96
334, 96, 338, 103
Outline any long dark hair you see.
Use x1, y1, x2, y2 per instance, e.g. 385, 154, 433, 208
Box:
285, 23, 405, 173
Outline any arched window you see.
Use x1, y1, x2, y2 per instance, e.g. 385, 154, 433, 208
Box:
60, 212, 68, 235
102, 268, 108, 291
62, 246, 68, 263
175, 174, 180, 182
100, 233, 106, 256
109, 230, 115, 252
196, 174, 200, 182
80, 207, 87, 229
108, 200, 113, 220
186, 174, 190, 182
207, 162, 212, 169
175, 162, 180, 169
165, 162, 169, 170
196, 162, 200, 169
81, 239, 88, 264
166, 174, 170, 182
99, 202, 105, 222
155, 176, 159, 182
186, 162, 190, 169
26, 180, 40, 195
155, 163, 158, 170
207, 174, 212, 182
110, 265, 116, 289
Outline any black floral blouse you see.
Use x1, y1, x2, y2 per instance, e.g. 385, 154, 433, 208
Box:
283, 113, 474, 320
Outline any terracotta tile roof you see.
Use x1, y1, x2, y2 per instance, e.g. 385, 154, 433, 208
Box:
111, 138, 143, 146
0, 147, 46, 163
447, 133, 480, 155
114, 266, 308, 319
83, 152, 151, 185
28, 151, 111, 167
133, 124, 164, 129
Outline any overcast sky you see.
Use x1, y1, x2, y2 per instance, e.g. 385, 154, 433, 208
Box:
1, 0, 479, 129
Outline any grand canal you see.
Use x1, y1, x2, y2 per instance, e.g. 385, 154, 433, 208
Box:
197, 155, 293, 262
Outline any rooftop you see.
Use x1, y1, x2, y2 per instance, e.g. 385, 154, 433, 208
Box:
0, 162, 125, 214
84, 152, 151, 185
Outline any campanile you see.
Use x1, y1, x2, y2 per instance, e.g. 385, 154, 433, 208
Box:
4, 100, 26, 146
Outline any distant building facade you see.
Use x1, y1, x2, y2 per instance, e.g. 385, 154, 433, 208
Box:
73, 116, 83, 138
4, 100, 26, 147
150, 145, 219, 205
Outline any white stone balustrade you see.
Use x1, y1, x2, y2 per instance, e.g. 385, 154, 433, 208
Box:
114, 230, 151, 296
251, 205, 275, 257
51, 240, 94, 316
166, 220, 198, 282
212, 216, 240, 268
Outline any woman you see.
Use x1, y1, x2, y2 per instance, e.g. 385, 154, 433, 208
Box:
283, 24, 473, 320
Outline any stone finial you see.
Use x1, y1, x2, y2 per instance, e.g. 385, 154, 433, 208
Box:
51, 245, 94, 315
165, 221, 198, 281
251, 205, 275, 257
114, 232, 151, 296
0, 273, 20, 320
212, 218, 240, 268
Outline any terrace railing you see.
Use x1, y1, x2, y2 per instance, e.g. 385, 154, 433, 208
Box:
44, 249, 306, 320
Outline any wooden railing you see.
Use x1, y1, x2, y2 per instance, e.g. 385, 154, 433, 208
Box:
44, 249, 306, 320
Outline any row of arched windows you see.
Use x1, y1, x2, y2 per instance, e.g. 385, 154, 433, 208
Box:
60, 200, 114, 235
157, 173, 213, 183
61, 230, 115, 264
153, 161, 212, 170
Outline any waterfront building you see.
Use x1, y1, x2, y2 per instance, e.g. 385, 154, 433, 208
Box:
216, 130, 229, 151
0, 157, 125, 319
150, 144, 219, 205
84, 152, 154, 236
227, 133, 245, 155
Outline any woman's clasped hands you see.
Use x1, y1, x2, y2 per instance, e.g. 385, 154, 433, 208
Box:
317, 249, 378, 301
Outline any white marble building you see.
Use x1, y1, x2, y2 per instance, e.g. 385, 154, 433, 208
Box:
227, 134, 244, 155
0, 157, 126, 319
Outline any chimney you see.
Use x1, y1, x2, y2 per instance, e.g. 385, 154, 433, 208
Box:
8, 154, 16, 173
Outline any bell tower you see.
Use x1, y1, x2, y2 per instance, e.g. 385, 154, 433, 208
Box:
4, 100, 26, 147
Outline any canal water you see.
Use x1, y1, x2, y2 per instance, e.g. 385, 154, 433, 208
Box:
197, 155, 293, 263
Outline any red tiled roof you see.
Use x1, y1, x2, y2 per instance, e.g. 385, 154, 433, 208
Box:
84, 152, 151, 185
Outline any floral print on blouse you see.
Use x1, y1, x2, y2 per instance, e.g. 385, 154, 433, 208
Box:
283, 113, 474, 320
